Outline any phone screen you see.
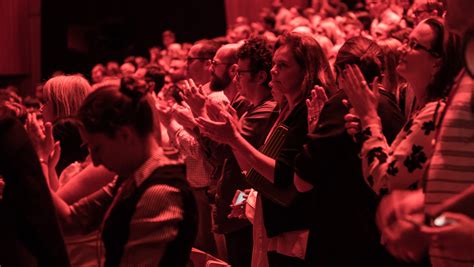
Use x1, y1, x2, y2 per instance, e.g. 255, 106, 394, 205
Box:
233, 190, 246, 205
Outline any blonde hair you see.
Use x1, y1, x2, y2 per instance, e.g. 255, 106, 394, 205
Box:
43, 75, 91, 119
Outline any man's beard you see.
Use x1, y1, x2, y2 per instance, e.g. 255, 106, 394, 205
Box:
210, 72, 232, 91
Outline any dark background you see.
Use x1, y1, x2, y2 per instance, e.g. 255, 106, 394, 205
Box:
41, 0, 227, 80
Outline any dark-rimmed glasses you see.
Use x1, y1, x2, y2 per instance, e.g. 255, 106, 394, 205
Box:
403, 39, 440, 57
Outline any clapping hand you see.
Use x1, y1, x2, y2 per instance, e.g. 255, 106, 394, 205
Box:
306, 85, 328, 133
26, 112, 57, 162
181, 79, 207, 116
340, 65, 380, 126
195, 109, 240, 146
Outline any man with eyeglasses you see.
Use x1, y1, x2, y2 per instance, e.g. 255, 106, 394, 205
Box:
206, 37, 278, 267
159, 40, 222, 256
186, 40, 221, 89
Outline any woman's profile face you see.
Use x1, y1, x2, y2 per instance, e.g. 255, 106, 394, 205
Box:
79, 128, 125, 175
41, 98, 55, 123
270, 45, 305, 99
396, 22, 439, 87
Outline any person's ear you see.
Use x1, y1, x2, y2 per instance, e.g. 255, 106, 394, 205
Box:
229, 63, 238, 78
256, 70, 268, 86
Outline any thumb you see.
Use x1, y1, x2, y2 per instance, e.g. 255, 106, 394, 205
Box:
342, 99, 351, 110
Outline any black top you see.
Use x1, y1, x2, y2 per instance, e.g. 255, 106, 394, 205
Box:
263, 100, 313, 238
292, 90, 405, 266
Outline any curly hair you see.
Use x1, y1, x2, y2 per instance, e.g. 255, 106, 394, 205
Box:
237, 37, 273, 88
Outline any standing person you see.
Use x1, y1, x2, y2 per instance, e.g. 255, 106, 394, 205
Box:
292, 37, 405, 266
159, 39, 221, 255
46, 82, 197, 266
377, 0, 474, 266
343, 19, 463, 196
197, 32, 336, 267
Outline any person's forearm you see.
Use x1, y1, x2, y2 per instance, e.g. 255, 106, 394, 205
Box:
49, 188, 74, 227
48, 165, 60, 192
230, 134, 276, 183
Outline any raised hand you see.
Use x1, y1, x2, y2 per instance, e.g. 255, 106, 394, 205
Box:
306, 85, 328, 132
26, 112, 55, 162
181, 79, 207, 116
340, 64, 380, 126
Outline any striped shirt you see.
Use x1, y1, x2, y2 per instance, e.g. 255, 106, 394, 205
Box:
70, 151, 184, 266
425, 69, 474, 266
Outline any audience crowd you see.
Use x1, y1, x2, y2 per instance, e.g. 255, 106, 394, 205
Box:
1, 0, 473, 266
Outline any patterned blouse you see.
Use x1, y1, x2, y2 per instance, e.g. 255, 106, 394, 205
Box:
360, 100, 445, 195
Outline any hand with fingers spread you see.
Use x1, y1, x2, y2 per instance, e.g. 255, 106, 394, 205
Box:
195, 111, 240, 146
420, 212, 474, 261
306, 85, 328, 132
340, 64, 380, 126
181, 79, 207, 116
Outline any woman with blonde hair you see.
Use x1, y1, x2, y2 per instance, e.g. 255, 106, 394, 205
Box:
29, 74, 115, 266
42, 74, 91, 123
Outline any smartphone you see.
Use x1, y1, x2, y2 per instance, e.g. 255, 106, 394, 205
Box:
232, 190, 247, 206
432, 215, 458, 227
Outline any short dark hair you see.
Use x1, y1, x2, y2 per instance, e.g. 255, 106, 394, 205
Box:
78, 76, 154, 137
237, 37, 273, 88
145, 64, 166, 94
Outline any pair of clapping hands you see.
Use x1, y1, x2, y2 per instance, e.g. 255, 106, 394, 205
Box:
339, 65, 381, 139
25, 113, 60, 168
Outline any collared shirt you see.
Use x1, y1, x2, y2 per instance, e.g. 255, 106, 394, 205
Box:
70, 150, 184, 266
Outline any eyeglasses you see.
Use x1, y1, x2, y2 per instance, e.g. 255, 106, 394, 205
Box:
210, 59, 233, 67
402, 39, 440, 57
186, 57, 210, 62
236, 69, 253, 78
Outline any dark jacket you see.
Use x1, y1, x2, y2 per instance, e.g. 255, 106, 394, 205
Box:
293, 90, 404, 266
0, 112, 70, 267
